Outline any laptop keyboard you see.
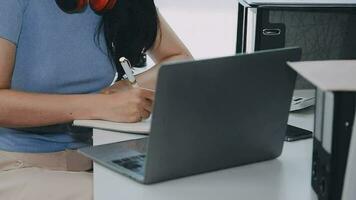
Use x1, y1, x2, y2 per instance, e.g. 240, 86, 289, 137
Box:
112, 154, 146, 175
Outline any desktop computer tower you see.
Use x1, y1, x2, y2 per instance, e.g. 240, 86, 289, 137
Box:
288, 60, 356, 200
236, 0, 356, 89
313, 90, 356, 200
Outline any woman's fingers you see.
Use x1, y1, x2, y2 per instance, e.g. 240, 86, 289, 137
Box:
101, 86, 155, 123
136, 87, 155, 101
140, 109, 151, 120
101, 80, 132, 94
141, 99, 153, 113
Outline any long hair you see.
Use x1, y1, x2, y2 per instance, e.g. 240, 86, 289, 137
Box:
96, 0, 160, 77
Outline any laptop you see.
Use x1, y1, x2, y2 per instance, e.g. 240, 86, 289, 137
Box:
78, 47, 302, 184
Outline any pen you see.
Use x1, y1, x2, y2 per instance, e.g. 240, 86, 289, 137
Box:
109, 72, 119, 86
119, 57, 139, 87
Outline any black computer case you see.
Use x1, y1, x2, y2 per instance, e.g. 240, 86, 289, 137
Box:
312, 90, 356, 200
236, 0, 356, 88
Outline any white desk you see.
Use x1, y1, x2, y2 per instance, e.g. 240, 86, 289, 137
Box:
74, 106, 317, 200
93, 138, 316, 200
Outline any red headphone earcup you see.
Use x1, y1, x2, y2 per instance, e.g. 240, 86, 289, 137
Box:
77, 0, 87, 11
89, 0, 117, 13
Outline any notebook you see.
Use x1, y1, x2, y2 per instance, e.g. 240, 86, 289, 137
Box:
73, 118, 151, 134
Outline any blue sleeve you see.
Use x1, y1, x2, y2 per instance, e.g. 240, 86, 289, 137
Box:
0, 0, 27, 44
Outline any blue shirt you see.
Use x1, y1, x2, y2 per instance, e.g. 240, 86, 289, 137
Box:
0, 0, 116, 153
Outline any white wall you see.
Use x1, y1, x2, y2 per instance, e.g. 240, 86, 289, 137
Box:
155, 0, 238, 59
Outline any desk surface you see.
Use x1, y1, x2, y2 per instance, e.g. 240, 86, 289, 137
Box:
91, 104, 317, 200
76, 93, 316, 200
93, 134, 317, 200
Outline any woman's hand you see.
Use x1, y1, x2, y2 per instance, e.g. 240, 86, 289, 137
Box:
96, 87, 155, 123
101, 80, 132, 95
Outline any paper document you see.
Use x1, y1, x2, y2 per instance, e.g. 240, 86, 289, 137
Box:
73, 118, 151, 134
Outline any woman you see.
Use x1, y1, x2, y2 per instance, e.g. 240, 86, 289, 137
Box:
0, 0, 192, 199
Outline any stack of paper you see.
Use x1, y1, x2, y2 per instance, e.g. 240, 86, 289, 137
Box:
73, 118, 151, 134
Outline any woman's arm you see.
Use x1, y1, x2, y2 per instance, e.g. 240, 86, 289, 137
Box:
103, 12, 194, 93
0, 38, 154, 128
0, 89, 100, 128
136, 12, 194, 89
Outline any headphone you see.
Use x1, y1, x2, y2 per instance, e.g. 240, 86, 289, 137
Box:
55, 0, 117, 14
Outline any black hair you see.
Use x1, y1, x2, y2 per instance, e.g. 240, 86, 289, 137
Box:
96, 0, 160, 78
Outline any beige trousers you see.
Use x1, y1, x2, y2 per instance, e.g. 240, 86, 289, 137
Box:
0, 151, 93, 200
